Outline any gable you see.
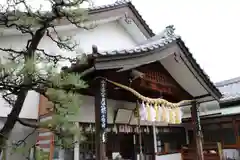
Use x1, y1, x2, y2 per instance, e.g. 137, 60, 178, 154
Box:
91, 27, 221, 103
88, 1, 154, 39
64, 21, 138, 53
134, 62, 192, 101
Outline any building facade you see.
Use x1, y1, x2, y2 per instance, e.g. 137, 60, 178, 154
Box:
0, 1, 239, 160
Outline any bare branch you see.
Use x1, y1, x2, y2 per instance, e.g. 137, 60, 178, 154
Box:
13, 128, 37, 147
36, 48, 76, 64
2, 91, 16, 106
17, 118, 39, 128
46, 29, 78, 51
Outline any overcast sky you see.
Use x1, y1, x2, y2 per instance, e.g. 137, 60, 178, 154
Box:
94, 0, 240, 83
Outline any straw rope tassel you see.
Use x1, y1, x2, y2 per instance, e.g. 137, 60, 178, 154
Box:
175, 107, 182, 124
165, 107, 170, 123
169, 108, 174, 124
146, 102, 151, 121
173, 108, 176, 124
158, 105, 162, 122
154, 103, 159, 121
161, 106, 166, 122
140, 101, 146, 121
150, 104, 156, 122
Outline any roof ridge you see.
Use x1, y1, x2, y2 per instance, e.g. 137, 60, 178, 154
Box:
89, 0, 130, 11
215, 76, 240, 87
88, 0, 155, 37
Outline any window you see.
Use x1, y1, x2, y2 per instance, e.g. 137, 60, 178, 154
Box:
155, 127, 186, 153
221, 123, 236, 145
203, 124, 221, 143
202, 123, 236, 145
79, 133, 95, 160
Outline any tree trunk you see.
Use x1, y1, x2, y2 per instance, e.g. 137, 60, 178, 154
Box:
0, 90, 27, 153
0, 27, 46, 154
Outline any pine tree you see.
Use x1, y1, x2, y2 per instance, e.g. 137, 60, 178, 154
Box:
0, 0, 91, 159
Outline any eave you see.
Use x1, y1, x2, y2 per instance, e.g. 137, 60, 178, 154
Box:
88, 0, 155, 37
90, 38, 221, 101
0, 0, 154, 39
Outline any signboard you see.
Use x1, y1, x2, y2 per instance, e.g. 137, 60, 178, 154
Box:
140, 71, 176, 95
100, 80, 107, 143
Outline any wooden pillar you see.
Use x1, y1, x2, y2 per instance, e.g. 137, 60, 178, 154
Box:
74, 122, 80, 160
95, 79, 107, 160
191, 101, 204, 160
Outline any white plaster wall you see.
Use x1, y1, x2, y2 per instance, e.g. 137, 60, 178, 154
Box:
155, 153, 182, 160
0, 21, 136, 119
0, 91, 39, 119
69, 95, 136, 124
144, 149, 240, 160
70, 21, 136, 53
0, 118, 37, 160
223, 149, 240, 159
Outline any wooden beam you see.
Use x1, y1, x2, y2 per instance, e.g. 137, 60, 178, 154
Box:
95, 79, 107, 160
190, 101, 204, 160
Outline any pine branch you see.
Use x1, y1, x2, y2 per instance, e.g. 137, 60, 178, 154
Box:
0, 0, 91, 156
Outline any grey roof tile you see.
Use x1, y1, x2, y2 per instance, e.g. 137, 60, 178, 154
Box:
215, 77, 240, 102
88, 0, 155, 37
94, 26, 222, 98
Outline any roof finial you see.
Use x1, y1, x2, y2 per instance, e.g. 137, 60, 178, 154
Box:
164, 25, 176, 39
92, 44, 100, 57
124, 12, 132, 24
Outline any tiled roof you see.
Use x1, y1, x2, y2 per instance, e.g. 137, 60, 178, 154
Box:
88, 0, 155, 37
86, 1, 240, 102
215, 77, 240, 102
99, 26, 179, 55
94, 26, 222, 98
79, 2, 222, 99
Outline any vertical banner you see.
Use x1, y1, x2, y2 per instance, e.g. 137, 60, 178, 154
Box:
100, 79, 107, 143
95, 79, 107, 160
